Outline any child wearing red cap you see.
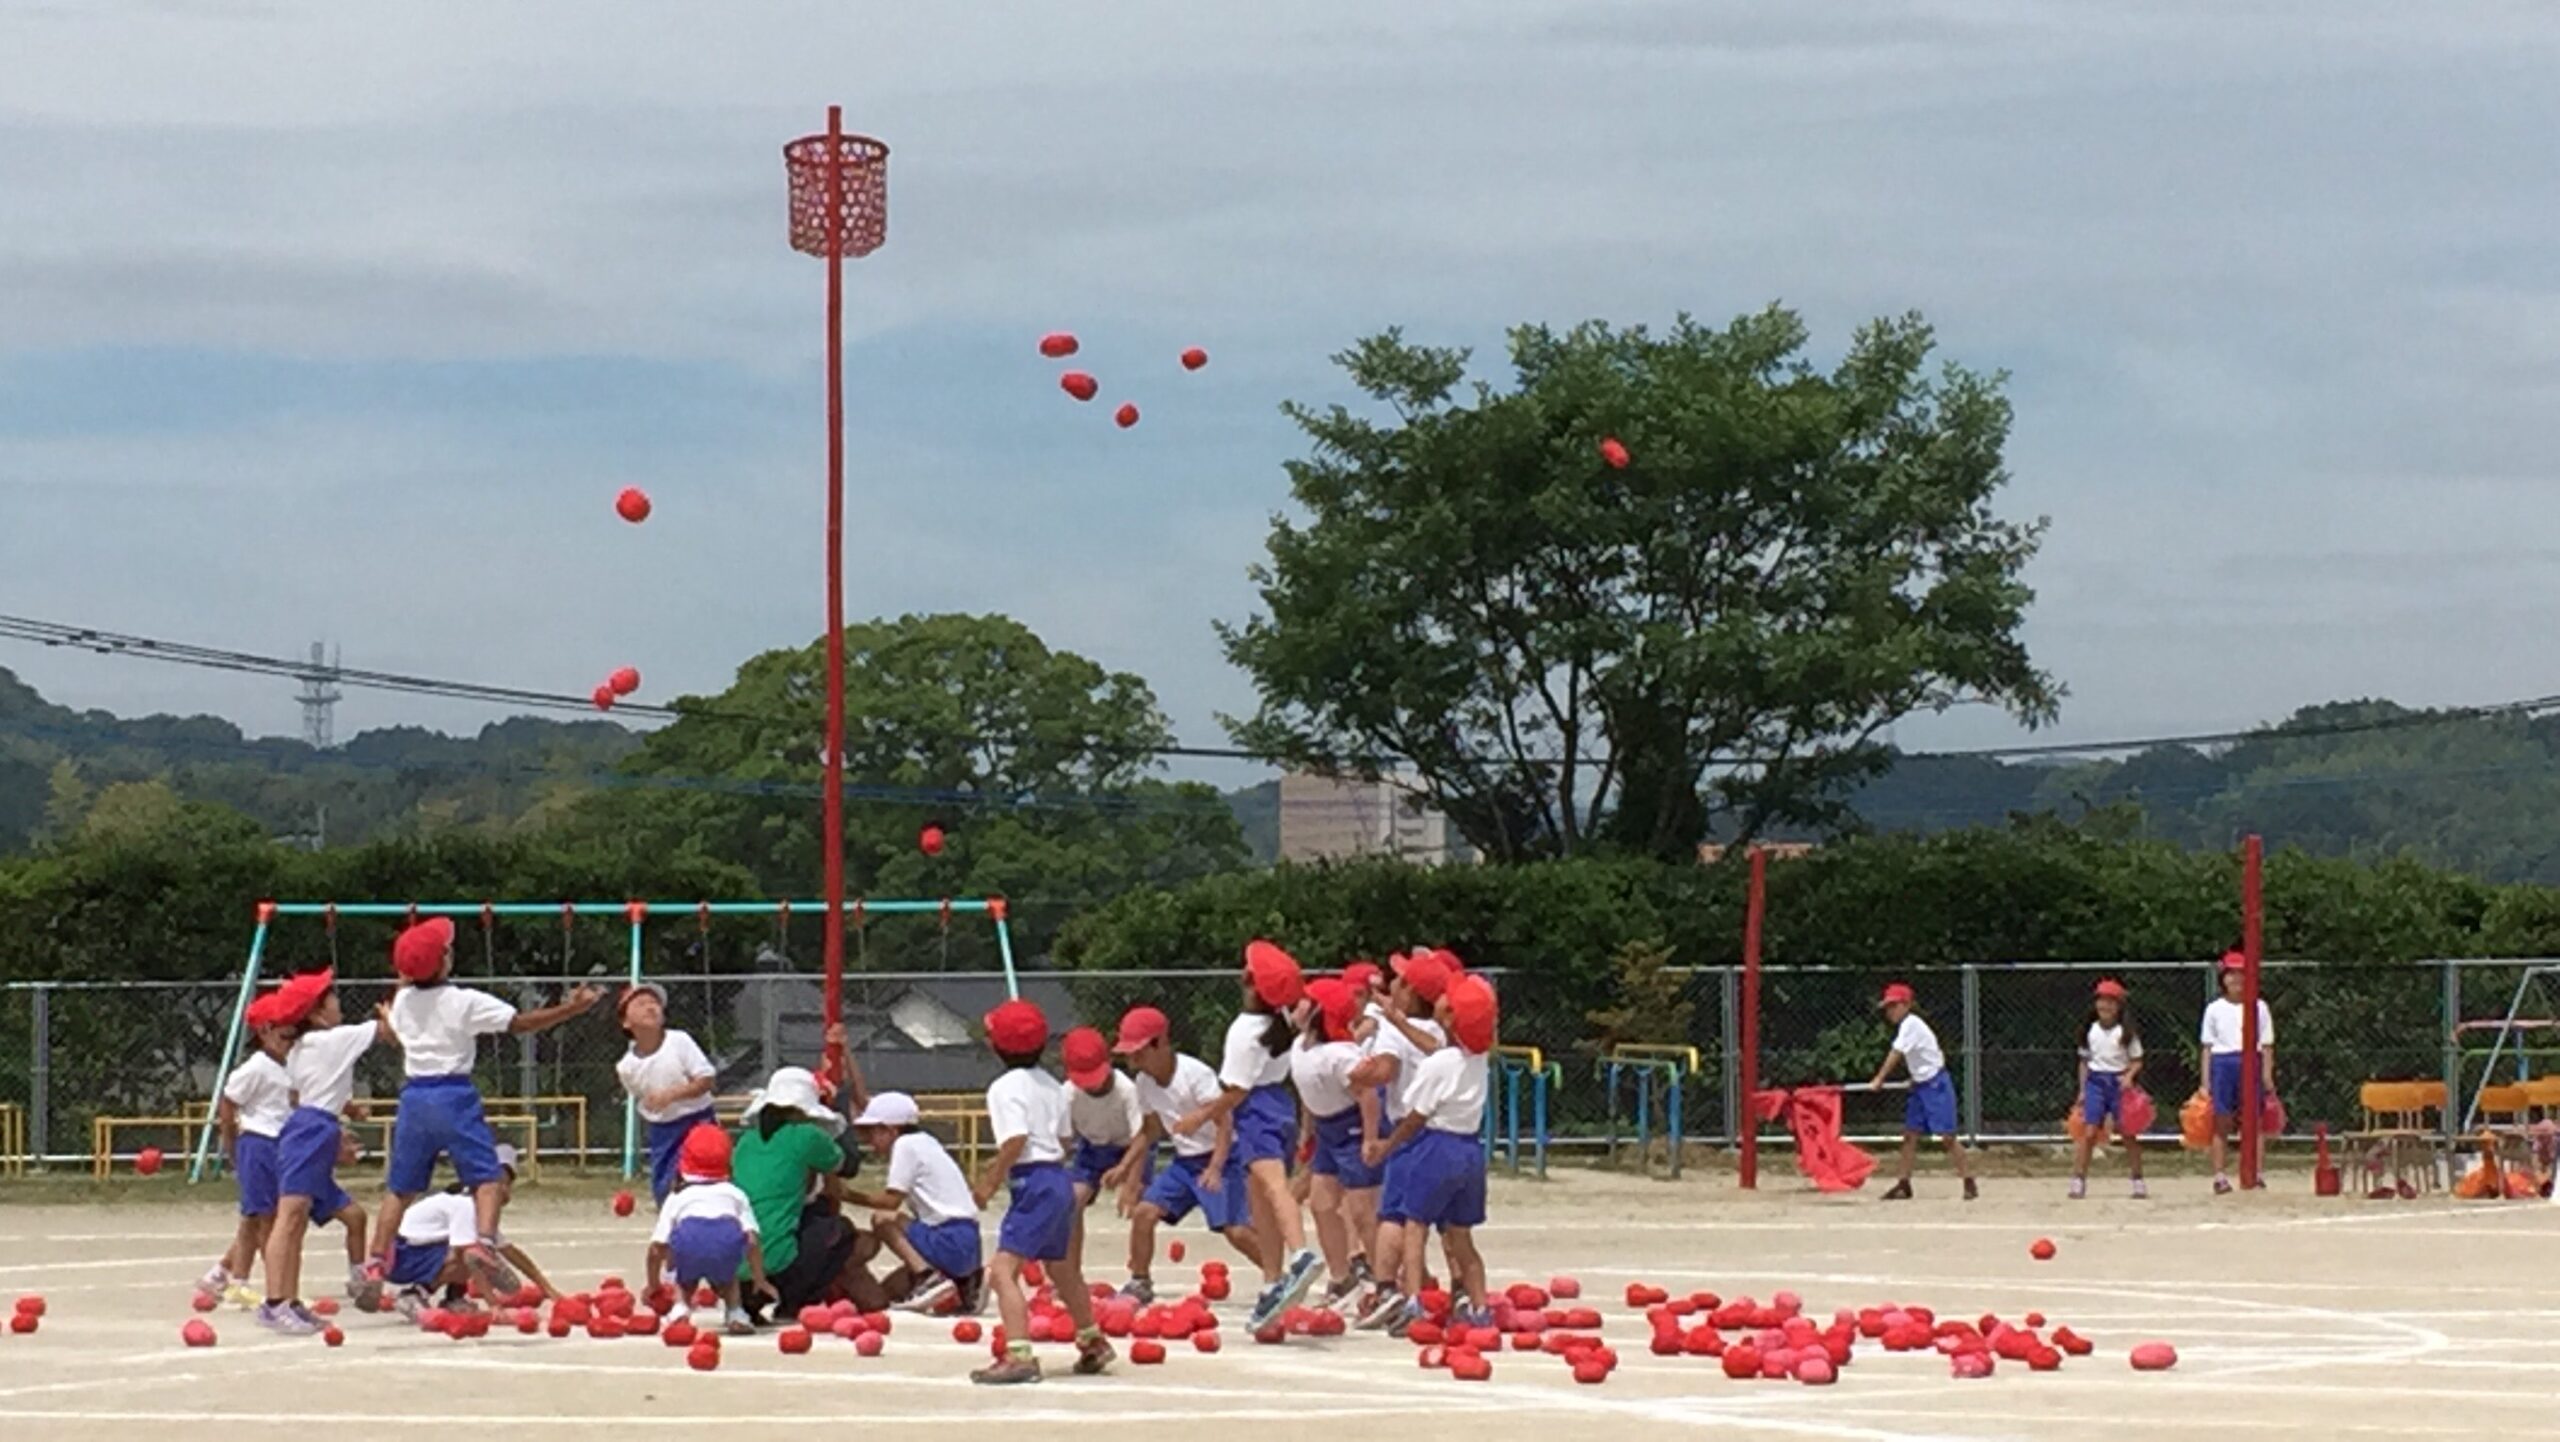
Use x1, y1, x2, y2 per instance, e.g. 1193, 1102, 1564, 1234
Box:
1870, 982, 1978, 1201
616, 983, 720, 1206
1105, 1005, 1262, 1304
847, 1091, 984, 1315
1364, 975, 1497, 1333
1292, 976, 1381, 1306
647, 1124, 772, 1335
1175, 942, 1324, 1332
369, 917, 605, 1307
2074, 978, 2147, 1199
260, 969, 392, 1334
1351, 950, 1452, 1332
2202, 952, 2276, 1194
198, 995, 295, 1309
973, 998, 1112, 1385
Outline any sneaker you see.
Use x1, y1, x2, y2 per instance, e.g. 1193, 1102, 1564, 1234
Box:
256, 1301, 322, 1336
1249, 1248, 1322, 1330
348, 1259, 388, 1315
724, 1305, 757, 1337
224, 1284, 261, 1311
1881, 1180, 1913, 1201
195, 1266, 232, 1306
2213, 1176, 2234, 1196
1384, 1297, 1424, 1339
1354, 1286, 1408, 1332
1073, 1334, 1116, 1375
971, 1355, 1043, 1386
1247, 1282, 1285, 1332
892, 1273, 958, 1315
459, 1242, 522, 1301
955, 1272, 988, 1316
394, 1286, 432, 1323
1322, 1271, 1365, 1307
1116, 1276, 1155, 1306
1962, 1178, 1979, 1201
2130, 1179, 2148, 1199
289, 1302, 328, 1332
2068, 1177, 2086, 1200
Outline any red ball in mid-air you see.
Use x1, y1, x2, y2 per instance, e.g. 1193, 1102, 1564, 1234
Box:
1114, 402, 1140, 429
1599, 437, 1631, 470
608, 667, 641, 697
1060, 371, 1099, 402
1039, 332, 1080, 359
610, 1190, 635, 1217
615, 487, 652, 523
591, 686, 615, 713
135, 1147, 164, 1176
919, 825, 945, 857
1180, 347, 1208, 371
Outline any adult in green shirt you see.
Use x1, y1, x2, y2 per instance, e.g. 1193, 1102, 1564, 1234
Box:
732, 1065, 886, 1319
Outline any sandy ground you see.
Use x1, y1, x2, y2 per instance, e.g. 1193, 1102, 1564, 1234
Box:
1, 1163, 2555, 1441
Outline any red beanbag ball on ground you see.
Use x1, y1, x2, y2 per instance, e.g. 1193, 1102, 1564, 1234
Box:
778, 1328, 813, 1355
855, 1332, 885, 1357
1130, 1339, 1167, 1364
1194, 1330, 1222, 1353
2130, 1341, 2178, 1371
952, 1320, 982, 1345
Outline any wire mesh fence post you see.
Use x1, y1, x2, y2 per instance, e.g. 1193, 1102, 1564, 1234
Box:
1961, 963, 1983, 1143
29, 983, 49, 1168
1719, 966, 1739, 1148
2439, 959, 2460, 1144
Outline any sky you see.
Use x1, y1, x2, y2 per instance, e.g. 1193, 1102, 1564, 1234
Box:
3, 1, 2557, 791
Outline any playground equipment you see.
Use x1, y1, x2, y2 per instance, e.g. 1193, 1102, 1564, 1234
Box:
2452, 962, 2560, 1133
190, 898, 1016, 1186
1485, 1044, 1558, 1178
1603, 1043, 1701, 1179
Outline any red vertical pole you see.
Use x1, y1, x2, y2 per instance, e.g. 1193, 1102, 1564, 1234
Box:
1739, 846, 1766, 1190
2239, 833, 2264, 1190
820, 104, 848, 1047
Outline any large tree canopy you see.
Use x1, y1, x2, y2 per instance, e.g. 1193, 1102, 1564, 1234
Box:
1220, 308, 2059, 862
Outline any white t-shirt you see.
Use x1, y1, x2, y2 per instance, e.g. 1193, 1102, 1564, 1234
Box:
223, 1051, 294, 1138
2081, 1022, 2145, 1075
1892, 1015, 1946, 1085
2201, 998, 2276, 1055
1067, 1073, 1144, 1148
1131, 1054, 1225, 1158
1366, 1017, 1446, 1121
287, 1022, 378, 1116
885, 1132, 979, 1225
1290, 1039, 1364, 1119
1219, 1013, 1292, 1091
399, 1191, 503, 1248
984, 1069, 1069, 1165
391, 985, 517, 1077
617, 1031, 718, 1124
651, 1180, 759, 1243
1404, 1047, 1489, 1136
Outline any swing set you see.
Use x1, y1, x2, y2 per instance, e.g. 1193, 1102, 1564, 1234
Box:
186, 897, 1020, 1185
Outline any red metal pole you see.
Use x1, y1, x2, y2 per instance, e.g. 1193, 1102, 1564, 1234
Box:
820, 104, 847, 1044
2239, 833, 2264, 1190
1739, 846, 1766, 1189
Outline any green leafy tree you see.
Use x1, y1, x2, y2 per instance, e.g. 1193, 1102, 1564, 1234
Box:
1221, 307, 2058, 862
1583, 937, 1695, 1051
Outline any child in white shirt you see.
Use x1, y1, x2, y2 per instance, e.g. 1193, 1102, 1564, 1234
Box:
260, 969, 392, 1334
1104, 1006, 1262, 1306
644, 1125, 768, 1335
2202, 952, 2277, 1194
1364, 974, 1496, 1336
971, 1000, 1110, 1386
2074, 978, 2147, 1199
1869, 982, 1978, 1201
200, 995, 304, 1309
848, 1092, 984, 1316
615, 983, 720, 1204
1292, 977, 1381, 1305
387, 1145, 561, 1317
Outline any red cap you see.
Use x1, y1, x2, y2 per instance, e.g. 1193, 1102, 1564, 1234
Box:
392, 917, 456, 983
1306, 977, 1359, 1044
244, 993, 281, 1029
1432, 947, 1467, 976
677, 1123, 732, 1182
1244, 940, 1306, 1010
272, 968, 337, 1027
1392, 950, 1453, 1004
1112, 1005, 1169, 1055
2094, 978, 2129, 1000
1446, 976, 1499, 1054
985, 998, 1049, 1056
1062, 1026, 1113, 1090
1341, 961, 1383, 995
2220, 950, 2248, 971
1877, 982, 1916, 1008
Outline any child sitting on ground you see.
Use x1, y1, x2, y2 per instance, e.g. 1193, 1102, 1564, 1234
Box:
385, 1145, 560, 1318
846, 1092, 985, 1315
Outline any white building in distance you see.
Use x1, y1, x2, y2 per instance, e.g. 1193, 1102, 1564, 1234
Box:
1277, 772, 1459, 866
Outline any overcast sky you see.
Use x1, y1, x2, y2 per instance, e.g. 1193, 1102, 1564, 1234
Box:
3, 1, 2557, 788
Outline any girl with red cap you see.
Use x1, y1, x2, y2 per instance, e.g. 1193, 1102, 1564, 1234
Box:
2074, 979, 2147, 1199
1352, 949, 1453, 1333
367, 917, 605, 1309
647, 1124, 772, 1335
1869, 982, 1978, 1201
2202, 952, 2276, 1194
1292, 976, 1381, 1307
1365, 975, 1498, 1332
260, 969, 392, 1334
198, 995, 318, 1310
1103, 1005, 1262, 1305
972, 998, 1112, 1385
1179, 941, 1323, 1333
615, 983, 720, 1206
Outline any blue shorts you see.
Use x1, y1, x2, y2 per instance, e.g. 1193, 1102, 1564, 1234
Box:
388, 1238, 450, 1288
1308, 1107, 1380, 1190
2081, 1072, 2126, 1128
1377, 1128, 1485, 1231
276, 1107, 353, 1216
1140, 1152, 1249, 1230
235, 1133, 281, 1217
1071, 1140, 1148, 1197
387, 1076, 505, 1196
668, 1215, 747, 1289
908, 1216, 984, 1279
1903, 1072, 1958, 1135
997, 1162, 1075, 1263
645, 1110, 719, 1205
2209, 1052, 2266, 1117
1233, 1084, 1298, 1166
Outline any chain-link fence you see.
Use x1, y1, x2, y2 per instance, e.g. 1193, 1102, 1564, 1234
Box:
4, 958, 2550, 1172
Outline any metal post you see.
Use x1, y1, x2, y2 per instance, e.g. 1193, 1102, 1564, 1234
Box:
1719, 967, 1739, 1146
1634, 1071, 1651, 1173
761, 978, 782, 1076
1961, 963, 1983, 1144
622, 904, 646, 1179
1668, 1068, 1685, 1179
2240, 834, 2265, 1190
991, 900, 1020, 1000
1532, 1069, 1549, 1178
29, 983, 50, 1168
819, 104, 850, 1065
190, 909, 272, 1183
2440, 959, 2461, 1145
1739, 847, 1766, 1188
